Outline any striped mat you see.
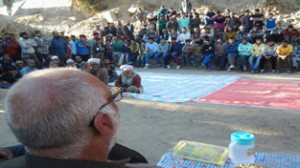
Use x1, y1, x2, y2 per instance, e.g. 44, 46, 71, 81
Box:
118, 72, 239, 103
157, 150, 300, 168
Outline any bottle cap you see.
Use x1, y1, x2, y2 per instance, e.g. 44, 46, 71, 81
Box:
231, 132, 255, 145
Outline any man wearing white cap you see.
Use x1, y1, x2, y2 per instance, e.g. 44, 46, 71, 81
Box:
49, 56, 61, 68
66, 59, 76, 68
87, 58, 109, 84
115, 65, 143, 94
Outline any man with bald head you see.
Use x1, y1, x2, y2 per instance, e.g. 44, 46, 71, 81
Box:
1, 68, 149, 168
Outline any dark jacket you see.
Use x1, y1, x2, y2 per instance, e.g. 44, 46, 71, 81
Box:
0, 154, 126, 168
169, 42, 182, 53
202, 44, 214, 55
104, 26, 117, 36
49, 37, 67, 57
122, 43, 131, 53
166, 20, 179, 31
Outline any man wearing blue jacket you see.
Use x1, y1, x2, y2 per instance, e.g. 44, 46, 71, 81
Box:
163, 37, 182, 69
49, 31, 67, 65
76, 35, 91, 62
226, 37, 239, 71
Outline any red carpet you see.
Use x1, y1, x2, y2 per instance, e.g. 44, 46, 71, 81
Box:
195, 80, 300, 110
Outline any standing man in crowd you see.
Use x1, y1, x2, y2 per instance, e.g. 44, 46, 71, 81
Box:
124, 21, 135, 40
265, 13, 276, 41
76, 35, 91, 62
250, 9, 264, 30
157, 6, 168, 20
18, 32, 39, 65
49, 31, 67, 65
3, 33, 21, 62
69, 35, 77, 60
104, 22, 117, 37
157, 15, 168, 36
241, 10, 251, 33
34, 30, 49, 67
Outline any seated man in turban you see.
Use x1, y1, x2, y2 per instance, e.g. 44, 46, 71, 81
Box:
87, 58, 109, 84
115, 65, 143, 94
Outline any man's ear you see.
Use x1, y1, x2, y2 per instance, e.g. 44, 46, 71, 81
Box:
93, 113, 114, 136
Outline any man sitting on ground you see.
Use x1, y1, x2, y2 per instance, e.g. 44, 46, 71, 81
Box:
87, 58, 109, 84
66, 59, 76, 68
115, 65, 143, 94
276, 40, 293, 73
75, 55, 88, 71
20, 59, 37, 76
103, 59, 118, 83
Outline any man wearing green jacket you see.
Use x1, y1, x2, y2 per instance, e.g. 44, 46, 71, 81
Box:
157, 15, 168, 36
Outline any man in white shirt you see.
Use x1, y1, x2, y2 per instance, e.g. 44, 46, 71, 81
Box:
144, 38, 159, 69
178, 27, 191, 45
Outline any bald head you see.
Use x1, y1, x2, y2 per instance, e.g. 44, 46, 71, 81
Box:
5, 68, 119, 159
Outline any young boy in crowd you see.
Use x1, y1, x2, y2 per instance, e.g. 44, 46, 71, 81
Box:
214, 39, 227, 70
201, 39, 214, 70
265, 13, 276, 41
137, 41, 147, 67
193, 41, 203, 67
119, 39, 130, 66
182, 39, 194, 66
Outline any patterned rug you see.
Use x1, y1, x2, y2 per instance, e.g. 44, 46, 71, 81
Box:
194, 80, 300, 110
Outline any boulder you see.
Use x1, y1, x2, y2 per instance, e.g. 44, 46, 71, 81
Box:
101, 11, 117, 23
128, 4, 138, 14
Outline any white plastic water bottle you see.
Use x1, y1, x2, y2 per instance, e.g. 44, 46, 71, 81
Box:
229, 132, 255, 166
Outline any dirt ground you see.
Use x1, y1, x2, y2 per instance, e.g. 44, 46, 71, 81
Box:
0, 69, 299, 164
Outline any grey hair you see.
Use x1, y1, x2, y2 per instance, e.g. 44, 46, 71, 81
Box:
5, 68, 119, 158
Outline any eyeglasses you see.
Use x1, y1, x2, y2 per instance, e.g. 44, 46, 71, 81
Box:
88, 87, 122, 127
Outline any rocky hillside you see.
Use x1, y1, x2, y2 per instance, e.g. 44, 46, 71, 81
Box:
0, 0, 300, 37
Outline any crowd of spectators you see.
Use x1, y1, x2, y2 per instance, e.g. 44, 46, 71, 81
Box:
0, 0, 300, 87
